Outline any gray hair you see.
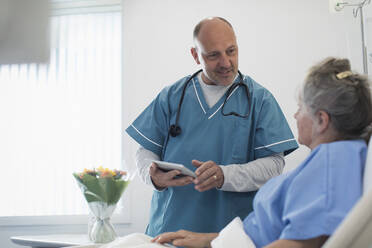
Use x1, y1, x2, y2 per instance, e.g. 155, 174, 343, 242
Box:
301, 57, 372, 143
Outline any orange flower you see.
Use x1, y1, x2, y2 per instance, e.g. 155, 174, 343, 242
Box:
100, 171, 112, 178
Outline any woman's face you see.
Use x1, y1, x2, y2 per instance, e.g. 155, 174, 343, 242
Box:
294, 101, 315, 148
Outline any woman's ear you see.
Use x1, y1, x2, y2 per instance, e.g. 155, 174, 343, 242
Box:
315, 110, 330, 134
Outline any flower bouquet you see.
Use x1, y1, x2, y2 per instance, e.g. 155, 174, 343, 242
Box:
73, 167, 129, 243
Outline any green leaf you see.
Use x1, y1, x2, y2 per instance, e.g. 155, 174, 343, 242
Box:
73, 173, 129, 204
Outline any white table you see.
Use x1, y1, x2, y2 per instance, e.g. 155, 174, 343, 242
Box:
10, 234, 94, 248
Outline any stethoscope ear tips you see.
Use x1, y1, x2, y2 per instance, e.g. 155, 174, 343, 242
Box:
169, 124, 181, 137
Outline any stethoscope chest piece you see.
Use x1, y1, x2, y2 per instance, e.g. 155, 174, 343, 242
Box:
169, 124, 181, 137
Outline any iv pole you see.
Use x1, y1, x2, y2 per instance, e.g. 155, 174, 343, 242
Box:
334, 0, 371, 75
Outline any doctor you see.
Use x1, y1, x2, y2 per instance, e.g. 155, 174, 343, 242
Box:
126, 17, 298, 236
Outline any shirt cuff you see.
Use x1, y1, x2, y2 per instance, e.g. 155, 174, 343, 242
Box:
219, 165, 235, 191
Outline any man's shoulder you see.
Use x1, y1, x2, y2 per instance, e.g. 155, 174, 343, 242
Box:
242, 74, 270, 93
161, 74, 193, 95
241, 74, 274, 101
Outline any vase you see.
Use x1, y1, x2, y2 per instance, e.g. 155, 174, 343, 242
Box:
87, 201, 117, 243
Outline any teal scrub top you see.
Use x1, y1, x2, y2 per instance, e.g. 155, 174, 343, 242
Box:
126, 72, 298, 236
244, 140, 366, 247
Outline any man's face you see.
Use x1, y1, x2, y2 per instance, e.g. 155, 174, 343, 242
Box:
191, 20, 238, 86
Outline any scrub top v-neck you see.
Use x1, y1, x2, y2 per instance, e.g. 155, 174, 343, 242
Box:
126, 72, 298, 236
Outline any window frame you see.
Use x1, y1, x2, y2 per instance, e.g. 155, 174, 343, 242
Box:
0, 0, 129, 227
51, 0, 121, 15
0, 213, 130, 227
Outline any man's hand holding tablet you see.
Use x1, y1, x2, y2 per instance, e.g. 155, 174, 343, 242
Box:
149, 160, 195, 190
153, 160, 196, 178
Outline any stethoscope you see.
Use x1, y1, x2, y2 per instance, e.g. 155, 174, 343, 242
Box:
169, 69, 251, 137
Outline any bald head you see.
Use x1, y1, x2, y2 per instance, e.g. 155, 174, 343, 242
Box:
190, 17, 239, 86
193, 17, 234, 41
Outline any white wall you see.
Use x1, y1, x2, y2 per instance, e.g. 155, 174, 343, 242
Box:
2, 1, 368, 247
121, 0, 366, 237
121, 0, 363, 174
364, 3, 372, 74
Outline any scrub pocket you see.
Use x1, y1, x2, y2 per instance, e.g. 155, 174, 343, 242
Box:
231, 118, 251, 163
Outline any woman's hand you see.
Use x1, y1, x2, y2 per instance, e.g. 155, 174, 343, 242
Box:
152, 230, 218, 248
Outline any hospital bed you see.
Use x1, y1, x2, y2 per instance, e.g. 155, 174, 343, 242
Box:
70, 136, 372, 248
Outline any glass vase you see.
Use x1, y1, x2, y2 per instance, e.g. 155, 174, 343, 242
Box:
88, 201, 117, 243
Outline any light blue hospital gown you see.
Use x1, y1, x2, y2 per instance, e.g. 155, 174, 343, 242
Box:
126, 73, 298, 236
243, 140, 367, 247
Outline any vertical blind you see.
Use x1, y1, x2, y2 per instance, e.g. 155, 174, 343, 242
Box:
0, 12, 121, 216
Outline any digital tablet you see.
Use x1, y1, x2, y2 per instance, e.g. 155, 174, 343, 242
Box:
153, 160, 196, 178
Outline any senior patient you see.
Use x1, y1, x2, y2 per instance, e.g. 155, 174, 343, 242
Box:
151, 57, 372, 248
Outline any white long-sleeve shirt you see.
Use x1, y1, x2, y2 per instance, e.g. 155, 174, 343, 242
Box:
135, 145, 284, 192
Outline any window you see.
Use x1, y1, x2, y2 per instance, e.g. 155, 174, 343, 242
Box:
0, 0, 124, 221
